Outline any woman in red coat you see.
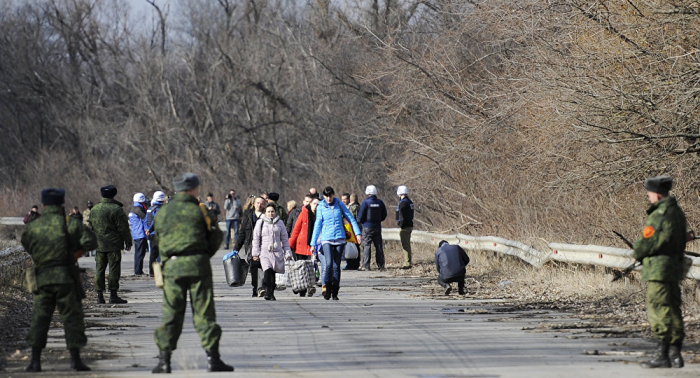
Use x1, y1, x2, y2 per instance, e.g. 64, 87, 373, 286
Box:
289, 198, 320, 297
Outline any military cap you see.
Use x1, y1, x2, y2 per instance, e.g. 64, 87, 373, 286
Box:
173, 172, 200, 192
41, 188, 65, 206
644, 176, 673, 194
101, 185, 118, 198
267, 192, 280, 201
86, 200, 93, 206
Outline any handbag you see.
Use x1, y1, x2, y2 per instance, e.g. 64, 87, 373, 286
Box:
344, 243, 359, 260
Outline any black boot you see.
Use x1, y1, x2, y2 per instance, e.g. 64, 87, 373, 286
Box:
97, 290, 105, 304
26, 347, 41, 372
206, 349, 234, 372
69, 348, 91, 371
670, 342, 684, 368
109, 290, 127, 304
152, 350, 171, 374
640, 341, 671, 368
331, 283, 339, 300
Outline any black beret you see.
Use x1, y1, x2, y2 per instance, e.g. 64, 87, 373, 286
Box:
173, 172, 200, 192
41, 188, 65, 206
644, 176, 673, 194
101, 185, 118, 198
267, 192, 280, 201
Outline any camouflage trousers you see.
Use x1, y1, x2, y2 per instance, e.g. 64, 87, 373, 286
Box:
646, 281, 684, 344
95, 250, 121, 291
154, 275, 222, 351
28, 283, 87, 349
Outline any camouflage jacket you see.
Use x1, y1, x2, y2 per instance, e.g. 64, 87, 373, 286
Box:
348, 202, 360, 223
88, 198, 132, 252
21, 205, 97, 287
154, 193, 223, 277
633, 196, 687, 282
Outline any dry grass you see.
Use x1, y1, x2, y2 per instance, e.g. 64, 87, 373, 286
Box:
384, 240, 700, 349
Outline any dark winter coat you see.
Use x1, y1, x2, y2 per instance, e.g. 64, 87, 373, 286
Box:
396, 196, 414, 229
286, 206, 302, 236
358, 195, 387, 229
435, 244, 470, 280
234, 208, 261, 260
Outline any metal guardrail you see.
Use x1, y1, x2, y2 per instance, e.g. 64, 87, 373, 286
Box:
4, 217, 697, 280
382, 228, 700, 281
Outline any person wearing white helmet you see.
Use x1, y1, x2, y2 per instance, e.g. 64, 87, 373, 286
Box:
146, 191, 167, 276
396, 185, 414, 269
129, 192, 150, 276
358, 185, 388, 271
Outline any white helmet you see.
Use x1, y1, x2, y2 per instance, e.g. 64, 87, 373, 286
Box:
365, 185, 378, 195
133, 192, 146, 203
152, 191, 166, 203
397, 185, 409, 196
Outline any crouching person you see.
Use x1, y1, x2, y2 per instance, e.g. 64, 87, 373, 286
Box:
152, 173, 233, 373
435, 240, 470, 296
22, 188, 97, 372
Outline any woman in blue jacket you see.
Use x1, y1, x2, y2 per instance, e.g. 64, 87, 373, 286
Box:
310, 186, 361, 300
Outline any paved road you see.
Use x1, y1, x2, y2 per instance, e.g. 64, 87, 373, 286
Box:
5, 249, 699, 377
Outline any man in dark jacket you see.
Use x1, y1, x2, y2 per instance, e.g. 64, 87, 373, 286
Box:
129, 192, 149, 276
88, 185, 131, 304
396, 185, 415, 269
234, 196, 266, 297
205, 193, 221, 223
634, 176, 687, 369
146, 191, 166, 276
358, 185, 388, 271
435, 241, 469, 295
22, 188, 97, 372
23, 205, 41, 224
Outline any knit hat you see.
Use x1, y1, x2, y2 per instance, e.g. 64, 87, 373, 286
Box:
101, 185, 118, 198
173, 172, 200, 192
365, 185, 377, 195
644, 176, 673, 194
41, 188, 65, 206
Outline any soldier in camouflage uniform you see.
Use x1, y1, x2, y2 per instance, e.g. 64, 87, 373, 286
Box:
151, 172, 233, 373
88, 185, 131, 304
633, 176, 687, 369
21, 188, 97, 372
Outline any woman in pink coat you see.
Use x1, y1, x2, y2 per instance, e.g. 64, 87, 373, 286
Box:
252, 203, 293, 300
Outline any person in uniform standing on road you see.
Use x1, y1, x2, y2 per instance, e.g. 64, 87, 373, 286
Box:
396, 185, 415, 269
22, 188, 97, 372
151, 172, 233, 373
358, 185, 387, 271
89, 185, 131, 304
634, 176, 687, 369
82, 200, 93, 226
129, 192, 149, 276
